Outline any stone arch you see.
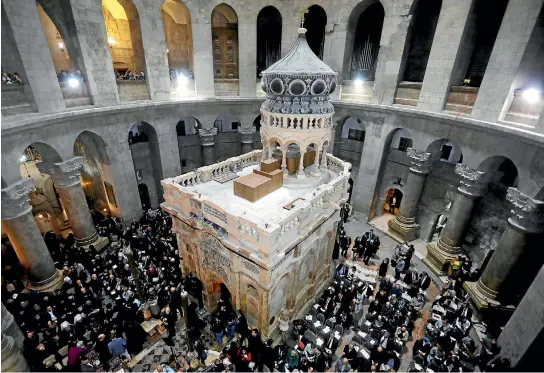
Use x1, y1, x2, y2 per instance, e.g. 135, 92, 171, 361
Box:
342, 0, 385, 80
176, 116, 202, 136
390, 128, 413, 151
257, 6, 282, 77
426, 138, 463, 164
127, 122, 164, 209
477, 156, 519, 188
211, 3, 239, 81
304, 5, 327, 59
22, 142, 62, 164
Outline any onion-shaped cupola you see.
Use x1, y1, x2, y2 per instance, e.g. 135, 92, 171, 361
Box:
260, 27, 338, 114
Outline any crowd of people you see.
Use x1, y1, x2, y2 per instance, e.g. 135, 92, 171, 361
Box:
115, 70, 146, 81
2, 71, 23, 85
1, 209, 205, 372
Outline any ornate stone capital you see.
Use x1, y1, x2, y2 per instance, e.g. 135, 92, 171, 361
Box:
407, 148, 432, 174
455, 164, 489, 196
506, 187, 544, 233
1, 179, 34, 219
38, 157, 84, 188
238, 126, 256, 144
198, 127, 218, 146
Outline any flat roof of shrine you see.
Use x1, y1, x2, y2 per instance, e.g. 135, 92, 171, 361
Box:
182, 165, 326, 226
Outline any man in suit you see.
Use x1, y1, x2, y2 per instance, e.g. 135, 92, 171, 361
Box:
335, 358, 352, 372
418, 272, 431, 290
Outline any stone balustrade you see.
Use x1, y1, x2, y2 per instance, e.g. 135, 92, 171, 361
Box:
263, 112, 333, 130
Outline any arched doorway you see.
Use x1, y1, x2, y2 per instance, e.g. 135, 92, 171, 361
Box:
303, 5, 327, 59
256, 6, 282, 77
127, 122, 164, 208
383, 188, 403, 215
211, 4, 239, 95
138, 183, 151, 210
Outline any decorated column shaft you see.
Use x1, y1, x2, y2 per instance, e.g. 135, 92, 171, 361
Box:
1, 333, 29, 372
388, 148, 432, 242
465, 188, 544, 309
1, 179, 63, 291
423, 164, 489, 275
1, 303, 24, 349
239, 126, 256, 154
38, 157, 107, 250
199, 128, 218, 166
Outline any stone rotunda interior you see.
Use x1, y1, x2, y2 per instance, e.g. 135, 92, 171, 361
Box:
1, 0, 544, 372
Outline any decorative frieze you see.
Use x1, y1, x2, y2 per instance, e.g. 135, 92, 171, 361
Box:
203, 204, 228, 224
407, 148, 432, 174
506, 187, 544, 233
1, 179, 34, 219
198, 127, 218, 147
455, 164, 489, 197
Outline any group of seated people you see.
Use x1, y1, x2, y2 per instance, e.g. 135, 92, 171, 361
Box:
352, 229, 381, 265
1, 208, 206, 372
115, 69, 145, 80
57, 70, 85, 83
410, 278, 508, 372
2, 71, 23, 84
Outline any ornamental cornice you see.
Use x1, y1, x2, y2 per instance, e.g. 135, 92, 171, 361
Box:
455, 164, 489, 197
506, 187, 544, 233
238, 126, 256, 144
407, 148, 432, 174
198, 127, 218, 146
1, 178, 34, 219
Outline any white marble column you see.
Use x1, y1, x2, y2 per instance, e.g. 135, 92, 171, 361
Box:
417, 0, 474, 112
199, 128, 218, 166
2, 0, 66, 113
1, 179, 63, 292
471, 0, 544, 122
38, 157, 108, 250
297, 150, 306, 179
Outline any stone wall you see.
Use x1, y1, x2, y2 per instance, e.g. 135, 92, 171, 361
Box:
103, 6, 136, 71
177, 135, 202, 173
162, 10, 192, 72
129, 142, 159, 208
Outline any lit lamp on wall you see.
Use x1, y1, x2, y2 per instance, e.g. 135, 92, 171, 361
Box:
108, 36, 116, 48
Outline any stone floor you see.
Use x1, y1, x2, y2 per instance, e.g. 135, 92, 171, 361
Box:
340, 212, 443, 372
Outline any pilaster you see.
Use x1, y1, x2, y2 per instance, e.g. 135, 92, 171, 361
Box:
199, 128, 218, 166
239, 126, 256, 154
